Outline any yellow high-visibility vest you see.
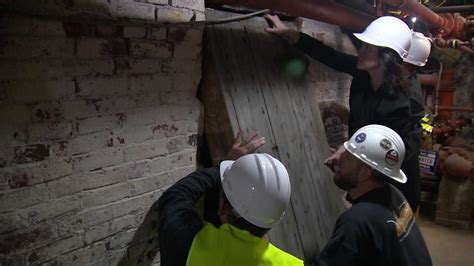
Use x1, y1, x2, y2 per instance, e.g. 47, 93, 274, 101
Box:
186, 223, 303, 266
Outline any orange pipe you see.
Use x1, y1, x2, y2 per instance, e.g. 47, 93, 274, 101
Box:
218, 0, 374, 31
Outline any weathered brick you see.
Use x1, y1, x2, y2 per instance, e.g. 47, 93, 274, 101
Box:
47, 176, 79, 198
170, 0, 204, 12
128, 58, 166, 74
85, 214, 136, 244
53, 131, 109, 156
13, 144, 50, 164
18, 195, 81, 225
149, 155, 169, 174
77, 76, 128, 97
110, 191, 157, 218
129, 172, 169, 196
146, 0, 169, 4
0, 212, 25, 234
28, 235, 84, 264
183, 26, 203, 45
0, 37, 74, 59
124, 139, 168, 161
68, 59, 115, 77
73, 148, 124, 172
76, 38, 128, 58
29, 121, 73, 141
3, 160, 73, 189
96, 25, 123, 37
148, 27, 167, 40
32, 101, 63, 123
0, 14, 65, 36
0, 224, 55, 255
166, 135, 189, 153
110, 0, 156, 20
119, 125, 153, 145
125, 160, 151, 180
173, 41, 201, 61
124, 27, 146, 38
3, 79, 75, 102
0, 184, 49, 212
0, 59, 64, 80
56, 242, 107, 266
81, 182, 132, 209
105, 228, 136, 250
0, 104, 31, 127
156, 6, 195, 23
62, 97, 130, 119
167, 165, 195, 183
126, 105, 172, 127
76, 113, 125, 135
80, 206, 114, 228
76, 163, 128, 190
168, 149, 195, 168
129, 39, 171, 58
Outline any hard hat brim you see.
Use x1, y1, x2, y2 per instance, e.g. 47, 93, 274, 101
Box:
343, 141, 408, 184
219, 160, 235, 182
353, 33, 408, 59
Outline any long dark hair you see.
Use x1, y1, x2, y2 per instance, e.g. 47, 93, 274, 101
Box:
378, 48, 409, 98
222, 193, 269, 237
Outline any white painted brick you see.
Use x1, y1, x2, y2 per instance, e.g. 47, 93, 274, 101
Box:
168, 149, 196, 168
80, 206, 114, 228
149, 28, 167, 40
106, 228, 136, 250
29, 235, 84, 264
171, 0, 204, 12
0, 37, 74, 59
129, 39, 171, 58
146, 0, 169, 4
120, 124, 153, 144
85, 214, 136, 244
149, 155, 169, 174
47, 176, 79, 198
126, 105, 173, 127
166, 135, 189, 153
18, 195, 81, 225
77, 77, 129, 97
0, 59, 65, 80
76, 113, 125, 135
129, 172, 169, 196
0, 212, 25, 234
156, 6, 195, 23
111, 0, 156, 20
62, 97, 130, 119
129, 58, 166, 74
167, 165, 195, 183
125, 160, 151, 180
56, 242, 107, 266
81, 182, 132, 209
31, 101, 63, 123
73, 148, 124, 172
68, 59, 115, 77
0, 104, 31, 126
124, 27, 146, 38
124, 139, 168, 161
76, 38, 127, 58
4, 79, 75, 102
29, 121, 73, 141
0, 184, 49, 212
110, 191, 156, 218
54, 131, 110, 156
76, 163, 128, 190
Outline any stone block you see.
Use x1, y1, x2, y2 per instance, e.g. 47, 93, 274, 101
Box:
170, 0, 204, 12
110, 0, 155, 21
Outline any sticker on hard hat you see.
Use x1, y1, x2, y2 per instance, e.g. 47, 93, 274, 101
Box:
355, 133, 366, 143
385, 150, 399, 166
380, 138, 392, 150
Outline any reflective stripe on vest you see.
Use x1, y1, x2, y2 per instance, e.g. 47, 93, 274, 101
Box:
186, 223, 303, 266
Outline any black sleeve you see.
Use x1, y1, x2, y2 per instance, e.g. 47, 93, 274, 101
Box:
316, 214, 360, 266
157, 167, 221, 266
295, 32, 358, 76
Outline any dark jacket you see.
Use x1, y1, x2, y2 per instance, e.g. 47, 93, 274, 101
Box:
316, 184, 432, 266
295, 33, 421, 210
157, 167, 221, 266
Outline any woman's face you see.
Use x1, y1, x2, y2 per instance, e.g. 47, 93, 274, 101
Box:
357, 43, 380, 71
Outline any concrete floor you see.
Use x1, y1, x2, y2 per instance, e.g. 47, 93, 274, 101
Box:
418, 217, 474, 266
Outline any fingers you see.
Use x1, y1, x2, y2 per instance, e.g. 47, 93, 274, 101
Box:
242, 131, 258, 146
234, 129, 243, 146
247, 136, 266, 152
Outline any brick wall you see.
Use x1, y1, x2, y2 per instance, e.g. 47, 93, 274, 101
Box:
0, 0, 204, 264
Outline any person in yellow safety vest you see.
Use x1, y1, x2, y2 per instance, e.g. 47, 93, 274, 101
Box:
157, 131, 304, 266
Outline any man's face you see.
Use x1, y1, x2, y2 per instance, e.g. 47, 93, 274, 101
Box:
333, 150, 364, 190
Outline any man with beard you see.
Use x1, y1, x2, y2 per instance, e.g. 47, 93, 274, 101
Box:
321, 124, 432, 266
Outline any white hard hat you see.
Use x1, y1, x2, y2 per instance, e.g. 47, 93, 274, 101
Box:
353, 16, 412, 59
219, 153, 291, 228
403, 32, 431, 67
343, 124, 407, 183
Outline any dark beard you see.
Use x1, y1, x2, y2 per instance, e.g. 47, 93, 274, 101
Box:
334, 175, 356, 191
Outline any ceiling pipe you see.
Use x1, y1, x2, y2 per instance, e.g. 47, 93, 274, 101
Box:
382, 0, 467, 38
214, 0, 374, 31
430, 5, 474, 13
